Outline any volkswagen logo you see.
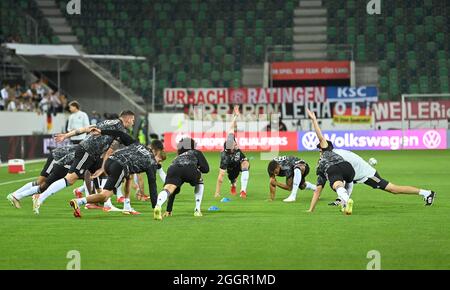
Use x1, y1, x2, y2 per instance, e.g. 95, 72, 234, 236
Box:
422, 130, 441, 149
302, 132, 319, 150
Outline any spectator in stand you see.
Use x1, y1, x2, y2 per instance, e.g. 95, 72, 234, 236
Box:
50, 90, 62, 114
67, 101, 90, 145
1, 83, 10, 111
90, 110, 102, 125
7, 96, 17, 111
59, 94, 68, 112
39, 93, 51, 114
265, 117, 288, 131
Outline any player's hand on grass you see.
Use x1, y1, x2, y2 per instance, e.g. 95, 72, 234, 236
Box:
214, 192, 221, 198
306, 108, 317, 120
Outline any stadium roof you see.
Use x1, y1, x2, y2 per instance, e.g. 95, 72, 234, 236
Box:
3, 43, 146, 60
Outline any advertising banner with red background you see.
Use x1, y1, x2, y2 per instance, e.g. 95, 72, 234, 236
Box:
271, 61, 351, 80
164, 132, 299, 152
373, 101, 450, 121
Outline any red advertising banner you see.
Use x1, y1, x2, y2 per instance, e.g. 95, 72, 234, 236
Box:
164, 87, 326, 105
373, 101, 450, 121
271, 61, 351, 80
164, 131, 299, 152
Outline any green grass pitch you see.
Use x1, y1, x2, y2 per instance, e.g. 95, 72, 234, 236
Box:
0, 150, 449, 269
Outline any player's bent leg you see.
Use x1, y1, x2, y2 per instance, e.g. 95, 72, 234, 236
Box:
332, 181, 353, 215
154, 185, 177, 220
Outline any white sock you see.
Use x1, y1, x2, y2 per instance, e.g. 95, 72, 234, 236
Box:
336, 187, 350, 204
116, 185, 124, 199
100, 178, 107, 190
14, 185, 40, 200
240, 170, 249, 192
38, 178, 68, 204
133, 174, 139, 185
12, 181, 34, 196
77, 197, 87, 206
345, 182, 354, 197
77, 183, 86, 193
305, 182, 317, 191
419, 189, 431, 197
156, 190, 168, 207
289, 168, 302, 199
194, 183, 204, 212
157, 168, 166, 183
104, 198, 112, 207
124, 198, 131, 211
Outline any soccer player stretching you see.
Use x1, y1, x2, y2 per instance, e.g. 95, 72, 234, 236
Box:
214, 105, 250, 199
69, 129, 164, 218
267, 156, 316, 202
153, 137, 210, 220
33, 111, 135, 213
305, 109, 355, 215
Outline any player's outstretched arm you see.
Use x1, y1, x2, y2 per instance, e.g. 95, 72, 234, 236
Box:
306, 108, 328, 149
54, 125, 95, 143
227, 105, 240, 136
307, 185, 323, 212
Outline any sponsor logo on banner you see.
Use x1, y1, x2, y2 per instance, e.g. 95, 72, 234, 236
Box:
422, 130, 442, 149
373, 101, 450, 121
164, 132, 299, 152
332, 115, 372, 124
326, 87, 378, 102
298, 129, 447, 151
164, 87, 326, 105
271, 61, 351, 80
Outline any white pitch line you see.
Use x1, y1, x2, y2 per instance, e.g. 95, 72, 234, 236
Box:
0, 177, 37, 186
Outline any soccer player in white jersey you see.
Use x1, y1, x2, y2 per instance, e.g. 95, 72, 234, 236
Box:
323, 143, 436, 207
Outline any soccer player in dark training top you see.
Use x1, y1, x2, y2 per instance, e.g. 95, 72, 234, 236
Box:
214, 105, 250, 199
305, 109, 355, 215
7, 144, 78, 210
267, 155, 316, 202
32, 110, 135, 213
69, 128, 165, 218
153, 137, 210, 221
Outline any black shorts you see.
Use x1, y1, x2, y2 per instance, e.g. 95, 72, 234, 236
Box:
226, 159, 249, 182
326, 161, 355, 189
71, 140, 82, 145
41, 164, 69, 191
227, 165, 241, 182
364, 171, 389, 190
40, 156, 56, 177
68, 147, 97, 178
103, 159, 126, 191
165, 164, 202, 189
88, 158, 103, 175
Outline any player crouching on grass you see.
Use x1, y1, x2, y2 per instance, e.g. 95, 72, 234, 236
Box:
153, 137, 210, 221
267, 156, 316, 202
214, 105, 249, 199
69, 128, 165, 218
305, 108, 356, 215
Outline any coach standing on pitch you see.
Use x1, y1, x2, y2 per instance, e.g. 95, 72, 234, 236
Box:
67, 101, 90, 145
